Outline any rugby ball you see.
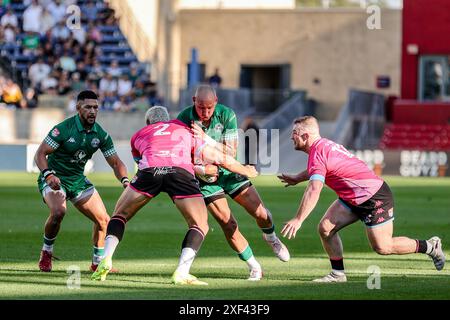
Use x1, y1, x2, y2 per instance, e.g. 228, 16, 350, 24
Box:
196, 172, 218, 183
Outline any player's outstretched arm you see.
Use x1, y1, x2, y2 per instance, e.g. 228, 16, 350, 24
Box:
281, 179, 323, 239
201, 144, 258, 178
191, 122, 236, 157
277, 170, 309, 187
34, 142, 61, 190
105, 154, 130, 188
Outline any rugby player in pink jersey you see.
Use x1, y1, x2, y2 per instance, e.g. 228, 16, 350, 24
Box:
278, 116, 445, 282
91, 106, 258, 285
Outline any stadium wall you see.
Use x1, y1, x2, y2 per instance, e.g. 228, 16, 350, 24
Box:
176, 8, 401, 117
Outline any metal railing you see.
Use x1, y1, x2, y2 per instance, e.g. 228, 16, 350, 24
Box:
333, 89, 386, 149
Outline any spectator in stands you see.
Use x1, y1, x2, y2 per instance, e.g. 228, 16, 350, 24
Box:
71, 23, 86, 46
59, 50, 76, 72
128, 63, 140, 84
1, 7, 18, 29
70, 72, 84, 93
40, 7, 56, 36
208, 68, 222, 88
51, 20, 70, 42
117, 74, 132, 97
2, 24, 16, 43
89, 59, 104, 81
135, 80, 147, 97
130, 95, 150, 112
57, 70, 71, 95
82, 0, 98, 22
28, 57, 51, 88
86, 21, 102, 43
82, 40, 97, 65
22, 31, 40, 56
41, 71, 58, 95
47, 0, 67, 24
42, 41, 55, 62
71, 44, 82, 61
99, 73, 117, 96
21, 87, 38, 109
102, 5, 117, 26
23, 0, 42, 34
113, 95, 131, 112
101, 91, 117, 111
76, 61, 88, 81
1, 78, 23, 108
107, 60, 122, 77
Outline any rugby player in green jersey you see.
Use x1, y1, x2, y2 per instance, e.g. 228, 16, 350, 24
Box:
177, 85, 290, 280
34, 90, 129, 272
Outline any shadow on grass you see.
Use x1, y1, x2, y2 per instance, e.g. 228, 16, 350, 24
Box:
1, 273, 449, 300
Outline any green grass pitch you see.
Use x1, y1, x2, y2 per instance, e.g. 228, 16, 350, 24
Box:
0, 172, 449, 300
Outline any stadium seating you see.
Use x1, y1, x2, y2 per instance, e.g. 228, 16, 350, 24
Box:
379, 123, 450, 151
0, 0, 156, 110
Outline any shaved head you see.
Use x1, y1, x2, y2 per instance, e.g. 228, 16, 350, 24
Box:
194, 84, 217, 100
192, 84, 218, 123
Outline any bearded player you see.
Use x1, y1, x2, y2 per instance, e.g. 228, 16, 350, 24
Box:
279, 116, 445, 282
35, 90, 129, 272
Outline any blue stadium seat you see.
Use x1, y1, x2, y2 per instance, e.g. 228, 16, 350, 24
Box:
98, 25, 120, 33
98, 56, 138, 65
99, 45, 133, 55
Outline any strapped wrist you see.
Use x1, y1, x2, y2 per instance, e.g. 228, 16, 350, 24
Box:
121, 177, 130, 185
42, 169, 56, 180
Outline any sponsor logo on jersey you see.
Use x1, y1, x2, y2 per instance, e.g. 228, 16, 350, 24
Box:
52, 128, 60, 137
72, 150, 87, 164
67, 137, 76, 143
214, 123, 224, 133
91, 138, 100, 148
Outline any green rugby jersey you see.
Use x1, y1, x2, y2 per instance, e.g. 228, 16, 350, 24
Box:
43, 114, 116, 180
177, 103, 238, 157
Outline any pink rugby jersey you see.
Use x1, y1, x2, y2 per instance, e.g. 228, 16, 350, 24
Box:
307, 138, 384, 205
130, 120, 204, 175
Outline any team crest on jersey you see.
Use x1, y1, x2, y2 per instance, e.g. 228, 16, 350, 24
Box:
91, 138, 100, 148
51, 128, 60, 137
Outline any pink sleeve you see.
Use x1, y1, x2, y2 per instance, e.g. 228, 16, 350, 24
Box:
130, 132, 140, 160
308, 147, 327, 178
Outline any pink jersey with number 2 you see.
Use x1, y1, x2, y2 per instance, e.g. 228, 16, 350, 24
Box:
308, 138, 383, 205
131, 120, 204, 175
